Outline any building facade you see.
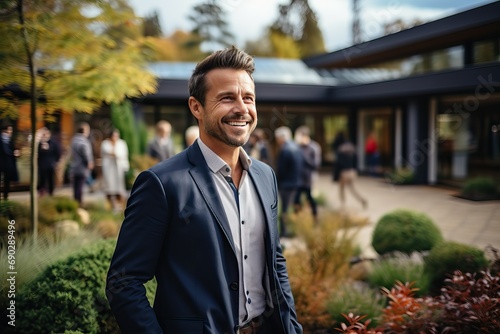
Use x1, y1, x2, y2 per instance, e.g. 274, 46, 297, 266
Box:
133, 2, 500, 186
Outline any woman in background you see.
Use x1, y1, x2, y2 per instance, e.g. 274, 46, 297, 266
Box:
101, 129, 129, 212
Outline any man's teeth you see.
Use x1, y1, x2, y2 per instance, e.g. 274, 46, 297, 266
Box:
227, 121, 247, 126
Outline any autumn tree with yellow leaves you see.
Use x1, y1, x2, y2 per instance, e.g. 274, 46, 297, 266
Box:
0, 0, 157, 237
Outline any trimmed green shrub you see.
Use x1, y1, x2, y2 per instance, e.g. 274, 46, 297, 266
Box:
327, 282, 385, 328
38, 196, 81, 226
0, 200, 31, 236
14, 239, 157, 334
461, 177, 499, 200
367, 252, 431, 296
424, 241, 489, 293
372, 209, 443, 255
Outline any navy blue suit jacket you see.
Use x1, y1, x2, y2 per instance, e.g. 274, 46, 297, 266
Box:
106, 141, 302, 334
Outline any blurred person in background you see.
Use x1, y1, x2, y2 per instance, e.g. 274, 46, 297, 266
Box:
0, 124, 20, 202
38, 127, 61, 196
336, 135, 367, 210
274, 126, 303, 237
101, 128, 129, 212
148, 120, 175, 161
69, 122, 94, 207
293, 125, 321, 221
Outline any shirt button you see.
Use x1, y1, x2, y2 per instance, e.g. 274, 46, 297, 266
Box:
247, 298, 252, 304
230, 282, 238, 291
241, 220, 245, 225
244, 255, 248, 260
246, 291, 249, 295
226, 167, 230, 172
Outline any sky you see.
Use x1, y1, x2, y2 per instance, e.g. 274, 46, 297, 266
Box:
127, 0, 496, 52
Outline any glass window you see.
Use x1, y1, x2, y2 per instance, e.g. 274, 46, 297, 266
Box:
474, 38, 500, 64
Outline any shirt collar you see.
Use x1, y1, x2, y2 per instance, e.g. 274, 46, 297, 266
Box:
197, 138, 252, 176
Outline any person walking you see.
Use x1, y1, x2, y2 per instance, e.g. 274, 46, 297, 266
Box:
336, 136, 368, 210
69, 122, 94, 207
0, 124, 20, 201
148, 120, 175, 161
274, 126, 303, 238
106, 46, 302, 334
100, 129, 129, 212
293, 125, 321, 221
365, 130, 379, 176
38, 127, 62, 196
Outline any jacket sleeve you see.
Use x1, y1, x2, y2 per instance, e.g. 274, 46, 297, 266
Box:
106, 170, 168, 333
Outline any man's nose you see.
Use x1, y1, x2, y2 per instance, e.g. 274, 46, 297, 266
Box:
233, 97, 249, 114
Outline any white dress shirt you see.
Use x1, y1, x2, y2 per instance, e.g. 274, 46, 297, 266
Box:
197, 139, 267, 325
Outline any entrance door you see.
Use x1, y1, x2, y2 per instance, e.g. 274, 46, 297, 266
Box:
359, 109, 394, 174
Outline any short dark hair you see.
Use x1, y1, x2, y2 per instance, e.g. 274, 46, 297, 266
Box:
1, 123, 12, 132
188, 46, 255, 106
77, 122, 89, 134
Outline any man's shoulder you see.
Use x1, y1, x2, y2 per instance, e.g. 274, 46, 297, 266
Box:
250, 158, 275, 180
149, 149, 191, 175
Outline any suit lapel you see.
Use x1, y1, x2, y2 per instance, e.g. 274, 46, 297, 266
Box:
248, 163, 276, 251
187, 143, 236, 254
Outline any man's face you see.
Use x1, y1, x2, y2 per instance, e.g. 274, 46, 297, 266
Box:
190, 69, 257, 149
3, 126, 12, 138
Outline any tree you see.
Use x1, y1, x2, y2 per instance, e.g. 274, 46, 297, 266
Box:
186, 2, 235, 53
270, 0, 326, 58
0, 0, 157, 238
142, 10, 163, 37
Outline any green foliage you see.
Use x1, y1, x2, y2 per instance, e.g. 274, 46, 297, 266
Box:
0, 200, 31, 236
371, 209, 443, 255
461, 177, 499, 200
38, 196, 81, 226
385, 167, 415, 185
126, 153, 159, 189
111, 100, 147, 157
0, 0, 157, 117
327, 282, 385, 328
424, 241, 489, 293
187, 3, 234, 52
367, 252, 430, 296
1, 230, 104, 333
14, 239, 157, 333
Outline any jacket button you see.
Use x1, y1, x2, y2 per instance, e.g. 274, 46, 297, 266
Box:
230, 282, 238, 291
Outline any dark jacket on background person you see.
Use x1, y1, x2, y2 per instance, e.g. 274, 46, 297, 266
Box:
275, 140, 303, 190
106, 141, 302, 334
38, 137, 61, 171
298, 142, 319, 188
0, 136, 18, 182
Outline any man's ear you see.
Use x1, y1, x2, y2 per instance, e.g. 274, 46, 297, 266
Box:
188, 96, 202, 121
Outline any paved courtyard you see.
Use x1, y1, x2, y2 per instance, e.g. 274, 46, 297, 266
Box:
313, 172, 500, 258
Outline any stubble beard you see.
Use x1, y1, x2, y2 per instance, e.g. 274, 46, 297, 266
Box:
204, 119, 256, 147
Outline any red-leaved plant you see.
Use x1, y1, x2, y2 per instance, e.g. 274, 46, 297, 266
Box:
335, 270, 500, 333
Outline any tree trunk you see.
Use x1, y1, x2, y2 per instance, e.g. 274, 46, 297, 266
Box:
18, 0, 38, 239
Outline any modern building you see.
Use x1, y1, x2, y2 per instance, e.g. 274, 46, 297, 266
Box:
131, 1, 500, 186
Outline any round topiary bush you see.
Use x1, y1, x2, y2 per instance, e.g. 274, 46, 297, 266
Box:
424, 241, 489, 293
14, 239, 157, 334
460, 177, 499, 200
371, 209, 443, 255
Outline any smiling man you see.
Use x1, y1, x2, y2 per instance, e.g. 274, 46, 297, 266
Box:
106, 46, 302, 334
